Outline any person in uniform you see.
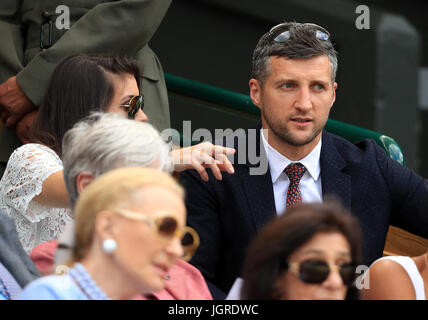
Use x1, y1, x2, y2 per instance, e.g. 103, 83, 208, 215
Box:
0, 0, 172, 178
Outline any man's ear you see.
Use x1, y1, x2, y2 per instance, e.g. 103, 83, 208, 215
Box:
76, 171, 95, 195
331, 82, 338, 108
249, 78, 262, 109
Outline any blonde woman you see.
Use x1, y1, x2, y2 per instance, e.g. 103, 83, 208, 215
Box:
20, 167, 199, 300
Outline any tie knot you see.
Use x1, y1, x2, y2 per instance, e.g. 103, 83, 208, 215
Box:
284, 163, 307, 182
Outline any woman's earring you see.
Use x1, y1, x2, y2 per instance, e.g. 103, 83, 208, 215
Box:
102, 239, 117, 254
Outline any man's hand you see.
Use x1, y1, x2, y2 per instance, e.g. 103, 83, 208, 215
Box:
16, 110, 38, 144
171, 142, 236, 182
0, 76, 36, 128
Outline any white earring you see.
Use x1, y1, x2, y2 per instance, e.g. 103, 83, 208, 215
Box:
102, 239, 117, 254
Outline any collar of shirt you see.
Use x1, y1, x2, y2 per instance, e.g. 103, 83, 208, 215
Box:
260, 129, 322, 184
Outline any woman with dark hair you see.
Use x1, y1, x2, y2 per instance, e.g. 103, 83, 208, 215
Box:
30, 54, 147, 156
0, 54, 145, 254
240, 201, 362, 300
0, 54, 234, 254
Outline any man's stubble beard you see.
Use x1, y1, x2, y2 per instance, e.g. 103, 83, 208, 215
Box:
262, 106, 325, 147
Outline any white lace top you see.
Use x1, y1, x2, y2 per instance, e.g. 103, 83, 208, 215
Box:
0, 143, 72, 254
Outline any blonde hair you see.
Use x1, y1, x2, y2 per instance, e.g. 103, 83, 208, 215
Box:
71, 167, 184, 263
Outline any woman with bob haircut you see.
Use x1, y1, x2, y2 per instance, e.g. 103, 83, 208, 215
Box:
240, 201, 363, 300
20, 167, 200, 300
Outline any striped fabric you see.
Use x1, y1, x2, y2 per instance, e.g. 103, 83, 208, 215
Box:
0, 262, 22, 300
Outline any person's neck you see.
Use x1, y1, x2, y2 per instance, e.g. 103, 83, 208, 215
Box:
264, 129, 321, 161
80, 252, 139, 300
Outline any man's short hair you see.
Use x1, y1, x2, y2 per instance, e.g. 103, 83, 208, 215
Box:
62, 112, 173, 207
251, 21, 338, 85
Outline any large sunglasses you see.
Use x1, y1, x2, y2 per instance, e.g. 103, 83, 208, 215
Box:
114, 209, 200, 261
119, 95, 144, 119
268, 22, 330, 43
286, 259, 357, 285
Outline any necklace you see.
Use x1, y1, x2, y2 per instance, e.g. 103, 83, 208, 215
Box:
69, 263, 111, 300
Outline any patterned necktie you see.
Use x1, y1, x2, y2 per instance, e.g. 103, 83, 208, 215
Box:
284, 163, 307, 208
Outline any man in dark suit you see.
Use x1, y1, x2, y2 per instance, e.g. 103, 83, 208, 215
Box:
179, 21, 428, 299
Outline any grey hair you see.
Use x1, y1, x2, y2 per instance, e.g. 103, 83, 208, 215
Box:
252, 21, 338, 85
62, 112, 173, 207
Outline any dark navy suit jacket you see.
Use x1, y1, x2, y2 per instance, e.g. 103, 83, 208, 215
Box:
179, 129, 428, 299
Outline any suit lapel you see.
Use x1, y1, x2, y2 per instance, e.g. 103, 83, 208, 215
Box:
240, 127, 276, 230
241, 167, 276, 230
238, 129, 351, 230
320, 131, 351, 209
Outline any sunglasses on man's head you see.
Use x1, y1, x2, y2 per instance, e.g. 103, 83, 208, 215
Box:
268, 22, 330, 43
119, 95, 144, 119
114, 209, 200, 261
286, 259, 357, 285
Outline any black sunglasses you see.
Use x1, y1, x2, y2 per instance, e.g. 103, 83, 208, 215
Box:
286, 259, 357, 285
119, 95, 144, 119
268, 22, 330, 43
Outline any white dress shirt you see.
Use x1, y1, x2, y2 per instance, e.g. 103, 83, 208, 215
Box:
261, 129, 323, 215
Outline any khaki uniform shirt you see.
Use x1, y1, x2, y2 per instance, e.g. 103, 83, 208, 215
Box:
0, 0, 172, 176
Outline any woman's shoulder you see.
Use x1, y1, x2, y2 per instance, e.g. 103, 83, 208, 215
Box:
371, 256, 415, 272
19, 274, 80, 300
12, 143, 58, 159
361, 256, 418, 299
368, 256, 416, 280
5, 143, 62, 173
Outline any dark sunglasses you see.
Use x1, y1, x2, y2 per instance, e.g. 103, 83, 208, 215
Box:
119, 95, 144, 119
268, 22, 330, 43
286, 259, 357, 285
114, 209, 200, 261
